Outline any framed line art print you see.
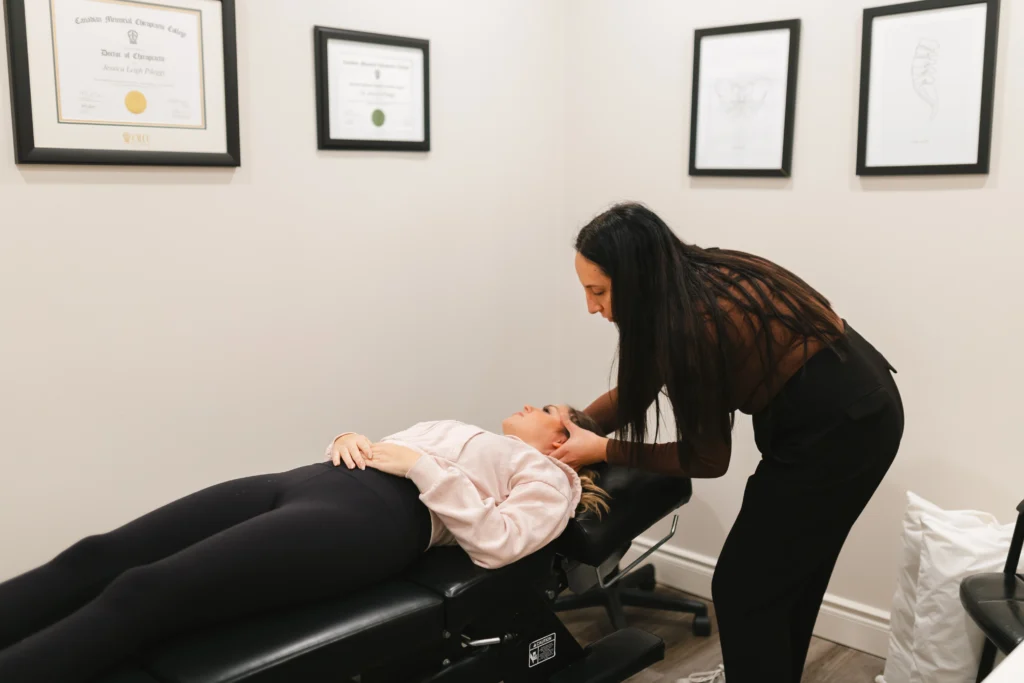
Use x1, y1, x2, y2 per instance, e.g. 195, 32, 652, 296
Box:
689, 19, 801, 177
856, 0, 1001, 175
4, 0, 241, 166
314, 26, 430, 152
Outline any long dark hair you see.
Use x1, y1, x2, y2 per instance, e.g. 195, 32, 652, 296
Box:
574, 202, 844, 464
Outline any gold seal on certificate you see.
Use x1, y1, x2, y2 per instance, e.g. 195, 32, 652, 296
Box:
314, 27, 431, 152
5, 0, 240, 166
125, 90, 148, 114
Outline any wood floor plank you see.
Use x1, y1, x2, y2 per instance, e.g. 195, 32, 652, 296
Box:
560, 585, 885, 683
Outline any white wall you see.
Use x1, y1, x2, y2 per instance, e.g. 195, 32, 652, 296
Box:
0, 0, 567, 580
3, 0, 1022, 659
560, 0, 1024, 654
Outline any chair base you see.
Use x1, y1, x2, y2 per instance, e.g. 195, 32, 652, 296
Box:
555, 564, 710, 636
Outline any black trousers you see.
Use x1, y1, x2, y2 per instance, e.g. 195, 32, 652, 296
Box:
712, 323, 904, 683
0, 462, 431, 683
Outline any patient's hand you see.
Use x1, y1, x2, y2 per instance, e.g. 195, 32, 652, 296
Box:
366, 442, 422, 478
331, 433, 373, 470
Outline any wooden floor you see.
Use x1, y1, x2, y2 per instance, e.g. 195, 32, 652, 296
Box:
560, 585, 884, 683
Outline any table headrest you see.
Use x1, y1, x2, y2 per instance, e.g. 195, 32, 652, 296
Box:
559, 465, 692, 566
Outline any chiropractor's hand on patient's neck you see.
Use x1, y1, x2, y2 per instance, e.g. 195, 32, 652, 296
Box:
550, 407, 608, 470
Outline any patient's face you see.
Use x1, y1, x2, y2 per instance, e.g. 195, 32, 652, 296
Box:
502, 405, 566, 455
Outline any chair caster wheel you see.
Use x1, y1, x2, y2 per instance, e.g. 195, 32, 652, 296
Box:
693, 615, 712, 637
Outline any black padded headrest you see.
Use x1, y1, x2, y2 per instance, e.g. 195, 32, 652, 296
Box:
559, 465, 692, 566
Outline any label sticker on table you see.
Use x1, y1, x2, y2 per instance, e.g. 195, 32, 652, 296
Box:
528, 633, 556, 667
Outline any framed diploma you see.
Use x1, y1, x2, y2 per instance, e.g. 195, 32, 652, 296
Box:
314, 26, 430, 152
3, 0, 240, 166
688, 19, 801, 177
856, 0, 1000, 176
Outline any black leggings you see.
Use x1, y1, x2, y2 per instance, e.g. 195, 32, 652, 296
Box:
712, 323, 905, 683
0, 462, 431, 683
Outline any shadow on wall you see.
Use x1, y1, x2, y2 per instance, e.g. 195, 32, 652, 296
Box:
688, 176, 794, 191
16, 166, 240, 186
854, 176, 990, 192
644, 490, 729, 561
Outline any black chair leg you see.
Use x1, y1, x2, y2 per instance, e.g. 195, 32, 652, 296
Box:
619, 587, 708, 617
977, 639, 998, 681
555, 563, 711, 636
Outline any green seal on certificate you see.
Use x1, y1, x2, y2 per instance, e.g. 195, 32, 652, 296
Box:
371, 109, 386, 127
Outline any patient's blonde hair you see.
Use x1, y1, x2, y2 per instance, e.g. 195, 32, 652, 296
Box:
564, 408, 612, 519
577, 470, 611, 518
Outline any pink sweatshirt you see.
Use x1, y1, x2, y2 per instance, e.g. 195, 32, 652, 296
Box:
327, 420, 582, 569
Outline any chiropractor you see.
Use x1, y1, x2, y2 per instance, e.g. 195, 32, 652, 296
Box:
552, 202, 904, 683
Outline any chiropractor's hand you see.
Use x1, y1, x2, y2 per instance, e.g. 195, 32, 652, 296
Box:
366, 442, 423, 478
330, 433, 372, 470
551, 407, 609, 471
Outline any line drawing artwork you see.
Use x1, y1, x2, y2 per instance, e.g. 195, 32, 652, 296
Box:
714, 77, 771, 119
710, 77, 773, 152
911, 38, 940, 120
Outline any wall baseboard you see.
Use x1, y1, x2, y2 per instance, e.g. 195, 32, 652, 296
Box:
622, 536, 892, 659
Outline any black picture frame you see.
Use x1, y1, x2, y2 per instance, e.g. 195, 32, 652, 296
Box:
314, 26, 430, 152
688, 19, 801, 178
856, 0, 1000, 176
3, 0, 240, 167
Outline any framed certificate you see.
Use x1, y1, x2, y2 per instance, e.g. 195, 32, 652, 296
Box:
4, 0, 240, 166
856, 0, 1000, 175
314, 26, 430, 152
688, 19, 801, 177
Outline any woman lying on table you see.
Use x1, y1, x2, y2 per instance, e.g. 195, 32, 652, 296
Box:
0, 405, 609, 683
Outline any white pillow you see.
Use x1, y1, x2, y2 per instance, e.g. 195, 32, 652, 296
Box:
880, 493, 997, 683
907, 511, 1018, 683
